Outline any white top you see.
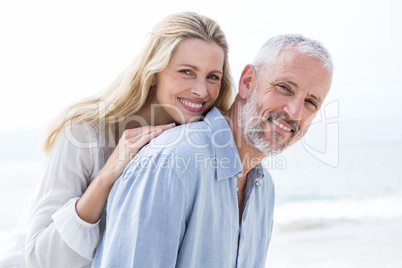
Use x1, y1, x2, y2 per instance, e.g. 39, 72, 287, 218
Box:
0, 125, 115, 268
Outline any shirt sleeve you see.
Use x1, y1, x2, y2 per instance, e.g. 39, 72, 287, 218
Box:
93, 153, 186, 268
25, 126, 100, 268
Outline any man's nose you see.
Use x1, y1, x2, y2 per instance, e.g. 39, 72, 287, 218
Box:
283, 96, 303, 121
191, 79, 208, 98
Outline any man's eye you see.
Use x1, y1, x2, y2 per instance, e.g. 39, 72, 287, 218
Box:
305, 99, 318, 110
277, 84, 291, 93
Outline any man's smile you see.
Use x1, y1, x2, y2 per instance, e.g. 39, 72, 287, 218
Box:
269, 118, 292, 132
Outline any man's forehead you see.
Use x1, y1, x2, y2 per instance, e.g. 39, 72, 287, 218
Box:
258, 61, 331, 102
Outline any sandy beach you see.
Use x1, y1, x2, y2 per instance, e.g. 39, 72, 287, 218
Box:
266, 218, 402, 268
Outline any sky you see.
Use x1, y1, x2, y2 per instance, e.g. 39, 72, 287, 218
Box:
1, 0, 401, 144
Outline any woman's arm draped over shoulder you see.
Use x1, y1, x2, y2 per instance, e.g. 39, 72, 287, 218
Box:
76, 124, 174, 224
25, 126, 99, 268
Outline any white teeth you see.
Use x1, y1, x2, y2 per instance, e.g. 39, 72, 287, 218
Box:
272, 119, 292, 132
178, 98, 202, 109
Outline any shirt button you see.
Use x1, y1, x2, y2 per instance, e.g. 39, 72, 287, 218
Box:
255, 181, 261, 187
237, 172, 243, 178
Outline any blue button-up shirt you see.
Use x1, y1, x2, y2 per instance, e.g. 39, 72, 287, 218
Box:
92, 108, 275, 268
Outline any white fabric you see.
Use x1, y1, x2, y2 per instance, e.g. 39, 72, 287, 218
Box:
0, 125, 114, 268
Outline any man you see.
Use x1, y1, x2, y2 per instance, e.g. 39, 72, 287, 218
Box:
92, 34, 333, 267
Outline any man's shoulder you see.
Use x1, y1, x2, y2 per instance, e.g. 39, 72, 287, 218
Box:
126, 108, 233, 177
145, 120, 215, 156
148, 107, 227, 152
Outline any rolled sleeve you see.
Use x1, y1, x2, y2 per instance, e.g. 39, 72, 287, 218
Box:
52, 197, 100, 259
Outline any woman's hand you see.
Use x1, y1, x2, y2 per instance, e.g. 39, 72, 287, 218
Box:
100, 123, 176, 184
76, 123, 175, 223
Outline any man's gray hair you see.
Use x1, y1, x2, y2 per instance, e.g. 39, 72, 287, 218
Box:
252, 34, 334, 76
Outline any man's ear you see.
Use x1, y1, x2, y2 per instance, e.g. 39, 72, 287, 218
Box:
238, 64, 257, 100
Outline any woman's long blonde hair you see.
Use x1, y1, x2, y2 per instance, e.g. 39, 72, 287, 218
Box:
42, 12, 235, 152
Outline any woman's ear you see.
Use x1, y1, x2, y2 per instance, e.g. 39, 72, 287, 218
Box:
238, 64, 257, 100
151, 74, 156, 87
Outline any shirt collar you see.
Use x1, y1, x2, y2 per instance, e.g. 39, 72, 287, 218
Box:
203, 108, 243, 181
247, 163, 265, 182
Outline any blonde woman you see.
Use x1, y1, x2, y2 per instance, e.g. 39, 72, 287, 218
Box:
1, 12, 234, 268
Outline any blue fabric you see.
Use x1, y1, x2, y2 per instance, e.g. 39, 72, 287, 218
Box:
92, 108, 275, 268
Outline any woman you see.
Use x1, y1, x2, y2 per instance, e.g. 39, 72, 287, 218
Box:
0, 12, 234, 267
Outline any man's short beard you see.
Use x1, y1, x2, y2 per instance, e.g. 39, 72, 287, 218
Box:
239, 87, 301, 156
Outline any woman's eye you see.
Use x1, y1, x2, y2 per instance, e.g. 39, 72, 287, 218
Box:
207, 74, 220, 80
180, 70, 192, 75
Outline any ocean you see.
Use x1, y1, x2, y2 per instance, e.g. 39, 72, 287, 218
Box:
269, 141, 402, 230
